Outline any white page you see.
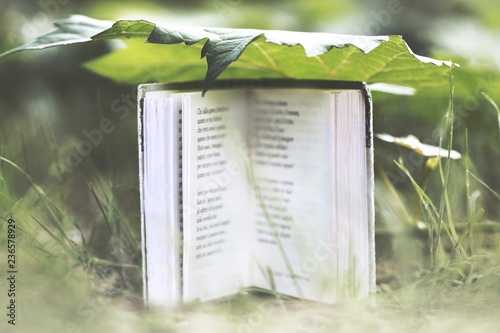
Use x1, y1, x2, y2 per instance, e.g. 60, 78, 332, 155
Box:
332, 90, 369, 299
248, 89, 338, 303
170, 94, 184, 302
143, 98, 182, 308
181, 90, 253, 302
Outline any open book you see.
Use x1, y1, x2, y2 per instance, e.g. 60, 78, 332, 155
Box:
138, 79, 375, 308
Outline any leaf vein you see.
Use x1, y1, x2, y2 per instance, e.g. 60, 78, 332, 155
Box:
330, 47, 357, 77
314, 56, 334, 79
253, 43, 278, 69
237, 56, 295, 78
363, 51, 407, 81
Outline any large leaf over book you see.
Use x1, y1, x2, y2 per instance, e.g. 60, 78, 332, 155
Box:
0, 15, 456, 94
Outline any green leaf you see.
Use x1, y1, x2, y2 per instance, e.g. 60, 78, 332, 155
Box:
0, 15, 458, 94
83, 39, 207, 84
221, 35, 454, 86
92, 19, 155, 40
147, 26, 391, 92
147, 26, 456, 94
0, 15, 113, 57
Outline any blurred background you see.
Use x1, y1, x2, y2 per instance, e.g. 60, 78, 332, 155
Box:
0, 0, 500, 331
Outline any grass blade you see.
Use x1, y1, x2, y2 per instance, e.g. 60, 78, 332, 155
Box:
374, 160, 412, 225
0, 156, 88, 266
468, 171, 500, 201
465, 128, 474, 255
394, 160, 439, 266
89, 183, 112, 232
436, 68, 459, 263
481, 92, 500, 144
451, 209, 484, 255
92, 258, 138, 268
394, 160, 439, 218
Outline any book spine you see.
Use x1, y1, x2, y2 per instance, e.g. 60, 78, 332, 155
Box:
137, 93, 148, 305
362, 84, 376, 301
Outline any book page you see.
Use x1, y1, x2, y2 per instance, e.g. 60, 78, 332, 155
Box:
332, 90, 369, 299
181, 90, 253, 302
248, 89, 339, 303
142, 97, 182, 308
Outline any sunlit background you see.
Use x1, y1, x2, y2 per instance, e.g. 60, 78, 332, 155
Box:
1, 0, 500, 332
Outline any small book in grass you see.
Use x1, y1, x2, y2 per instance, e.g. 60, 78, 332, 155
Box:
138, 79, 375, 308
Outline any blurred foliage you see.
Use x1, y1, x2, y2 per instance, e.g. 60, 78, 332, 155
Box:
464, 0, 500, 29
